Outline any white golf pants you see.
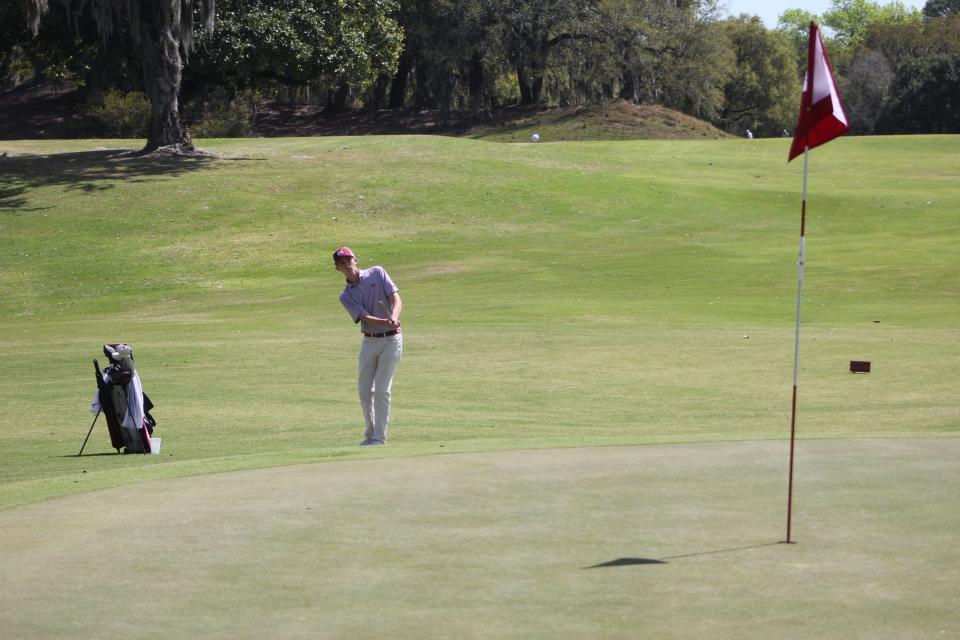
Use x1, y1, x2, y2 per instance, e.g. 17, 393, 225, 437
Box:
358, 333, 402, 443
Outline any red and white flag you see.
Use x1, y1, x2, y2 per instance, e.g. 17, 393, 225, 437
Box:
788, 22, 849, 162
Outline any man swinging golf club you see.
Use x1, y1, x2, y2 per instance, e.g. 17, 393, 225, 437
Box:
333, 246, 403, 446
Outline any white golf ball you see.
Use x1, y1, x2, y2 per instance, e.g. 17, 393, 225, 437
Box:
531, 133, 540, 142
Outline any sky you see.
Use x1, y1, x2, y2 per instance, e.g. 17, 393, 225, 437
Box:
722, 1, 922, 28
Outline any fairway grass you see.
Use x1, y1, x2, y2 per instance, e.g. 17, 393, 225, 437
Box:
0, 135, 957, 510
1, 439, 958, 639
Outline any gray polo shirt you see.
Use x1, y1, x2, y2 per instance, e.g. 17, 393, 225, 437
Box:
339, 266, 399, 334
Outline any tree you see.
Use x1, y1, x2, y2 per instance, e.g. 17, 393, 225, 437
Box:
923, 0, 960, 18
880, 51, 960, 132
840, 49, 894, 132
28, 0, 215, 152
486, 0, 600, 104
718, 15, 799, 136
863, 18, 923, 68
777, 7, 819, 36
4, 1, 105, 90
776, 8, 819, 69
380, 0, 437, 110
651, 0, 732, 121
187, 0, 402, 111
823, 0, 921, 50
404, 0, 497, 112
601, 0, 731, 120
867, 14, 960, 133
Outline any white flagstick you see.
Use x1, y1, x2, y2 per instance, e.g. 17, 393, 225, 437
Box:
786, 146, 809, 544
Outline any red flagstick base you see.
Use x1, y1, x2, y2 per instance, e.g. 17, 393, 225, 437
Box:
785, 384, 799, 543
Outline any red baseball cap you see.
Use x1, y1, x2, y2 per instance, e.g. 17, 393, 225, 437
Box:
332, 246, 355, 264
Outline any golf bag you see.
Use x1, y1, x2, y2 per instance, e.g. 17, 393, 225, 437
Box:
87, 343, 159, 454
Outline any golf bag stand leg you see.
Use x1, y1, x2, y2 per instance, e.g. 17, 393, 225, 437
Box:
78, 407, 101, 456
79, 359, 106, 456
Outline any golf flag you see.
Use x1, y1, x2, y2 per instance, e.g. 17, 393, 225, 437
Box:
782, 22, 851, 544
788, 22, 848, 162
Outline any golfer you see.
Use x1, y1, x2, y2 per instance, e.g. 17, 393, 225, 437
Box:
333, 246, 403, 446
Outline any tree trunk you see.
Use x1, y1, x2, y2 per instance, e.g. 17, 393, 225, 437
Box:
413, 61, 431, 108
139, 0, 190, 151
517, 66, 532, 104
367, 74, 390, 110
329, 81, 351, 113
28, 52, 47, 84
621, 74, 638, 103
389, 49, 414, 109
467, 54, 484, 108
516, 64, 543, 105
437, 65, 453, 124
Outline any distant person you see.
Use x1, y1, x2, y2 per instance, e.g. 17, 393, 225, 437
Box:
332, 246, 403, 446
745, 129, 754, 139
782, 129, 790, 137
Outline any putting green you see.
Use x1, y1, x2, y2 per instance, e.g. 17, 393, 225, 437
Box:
2, 439, 958, 639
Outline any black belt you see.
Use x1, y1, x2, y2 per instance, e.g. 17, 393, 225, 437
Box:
363, 329, 400, 338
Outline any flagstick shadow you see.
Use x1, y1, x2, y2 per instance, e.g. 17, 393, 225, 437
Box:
585, 557, 667, 568
583, 542, 783, 569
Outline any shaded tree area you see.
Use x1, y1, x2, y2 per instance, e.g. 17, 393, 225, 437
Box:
24, 0, 215, 151
3, 1, 140, 93
185, 0, 403, 112
8, 0, 960, 139
18, 0, 399, 149
867, 13, 960, 133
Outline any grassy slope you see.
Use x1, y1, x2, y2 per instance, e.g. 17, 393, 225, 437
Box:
466, 100, 731, 142
0, 135, 957, 508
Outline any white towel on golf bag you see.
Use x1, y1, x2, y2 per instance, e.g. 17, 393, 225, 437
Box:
90, 388, 100, 414
89, 370, 147, 431
122, 370, 146, 430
